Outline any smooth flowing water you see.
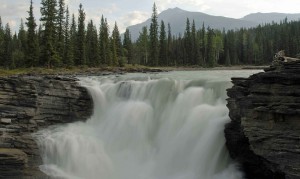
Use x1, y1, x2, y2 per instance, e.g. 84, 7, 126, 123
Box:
35, 70, 260, 179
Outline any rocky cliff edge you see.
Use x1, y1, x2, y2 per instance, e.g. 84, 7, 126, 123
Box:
226, 61, 300, 179
0, 76, 93, 178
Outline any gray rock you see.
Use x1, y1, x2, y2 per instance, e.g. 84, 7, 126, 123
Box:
0, 118, 12, 124
225, 61, 300, 178
0, 148, 28, 178
0, 75, 93, 178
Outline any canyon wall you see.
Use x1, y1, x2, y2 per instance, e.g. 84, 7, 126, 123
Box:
0, 76, 93, 178
226, 61, 300, 179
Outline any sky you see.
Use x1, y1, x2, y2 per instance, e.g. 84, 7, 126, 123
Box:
1, 0, 300, 33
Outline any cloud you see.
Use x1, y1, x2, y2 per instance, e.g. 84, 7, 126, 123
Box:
116, 11, 150, 33
0, 1, 30, 32
121, 11, 150, 27
0, 1, 28, 17
98, 3, 119, 15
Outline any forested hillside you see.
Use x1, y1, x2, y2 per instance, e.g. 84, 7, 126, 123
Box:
0, 0, 300, 69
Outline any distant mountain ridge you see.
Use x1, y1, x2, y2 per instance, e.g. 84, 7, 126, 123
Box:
127, 7, 300, 41
241, 12, 300, 24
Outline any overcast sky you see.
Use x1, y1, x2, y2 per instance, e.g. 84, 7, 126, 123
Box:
1, 0, 300, 33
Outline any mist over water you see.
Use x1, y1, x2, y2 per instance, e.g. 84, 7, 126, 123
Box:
35, 70, 260, 179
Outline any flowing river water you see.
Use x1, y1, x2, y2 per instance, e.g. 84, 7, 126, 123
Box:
34, 70, 260, 179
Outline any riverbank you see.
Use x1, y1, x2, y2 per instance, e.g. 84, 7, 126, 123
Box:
0, 65, 268, 77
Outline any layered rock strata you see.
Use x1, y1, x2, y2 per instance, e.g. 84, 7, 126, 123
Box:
226, 61, 300, 179
0, 76, 93, 178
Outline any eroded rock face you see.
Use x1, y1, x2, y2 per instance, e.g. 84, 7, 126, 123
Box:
0, 76, 93, 178
226, 61, 300, 179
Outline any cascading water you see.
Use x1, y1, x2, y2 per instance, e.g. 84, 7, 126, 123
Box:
34, 70, 260, 179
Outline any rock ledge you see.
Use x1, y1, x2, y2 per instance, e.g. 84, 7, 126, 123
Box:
225, 61, 300, 179
0, 75, 93, 178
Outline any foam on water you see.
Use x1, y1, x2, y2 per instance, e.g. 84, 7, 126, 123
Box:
34, 70, 260, 179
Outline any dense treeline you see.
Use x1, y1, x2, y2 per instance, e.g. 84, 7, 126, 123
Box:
136, 4, 300, 67
0, 1, 300, 69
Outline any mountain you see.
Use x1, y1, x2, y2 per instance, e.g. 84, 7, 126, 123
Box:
241, 12, 300, 24
127, 8, 300, 41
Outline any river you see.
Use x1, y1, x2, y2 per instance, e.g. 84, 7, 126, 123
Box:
34, 70, 261, 179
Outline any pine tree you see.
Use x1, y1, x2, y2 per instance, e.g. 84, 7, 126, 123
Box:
225, 49, 231, 66
159, 20, 167, 66
86, 20, 99, 67
40, 0, 60, 68
0, 17, 4, 66
57, 0, 65, 58
18, 19, 27, 55
214, 31, 223, 64
206, 27, 215, 67
200, 23, 206, 65
223, 35, 231, 66
136, 26, 148, 65
37, 24, 43, 65
123, 29, 133, 65
63, 7, 72, 66
112, 22, 123, 66
227, 30, 238, 65
3, 23, 13, 69
99, 15, 110, 65
110, 37, 118, 66
69, 14, 77, 66
167, 23, 172, 66
191, 19, 197, 65
26, 0, 38, 67
149, 3, 158, 66
85, 20, 92, 66
76, 3, 86, 66
11, 32, 25, 68
184, 18, 192, 65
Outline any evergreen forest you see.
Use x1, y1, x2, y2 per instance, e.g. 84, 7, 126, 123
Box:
0, 0, 300, 69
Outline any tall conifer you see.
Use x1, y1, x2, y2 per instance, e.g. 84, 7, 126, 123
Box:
0, 17, 4, 66
68, 14, 77, 66
149, 3, 158, 66
63, 7, 72, 66
112, 22, 123, 66
136, 26, 149, 65
99, 15, 110, 65
86, 20, 99, 66
3, 23, 13, 68
40, 0, 59, 67
26, 0, 38, 67
123, 29, 133, 65
206, 27, 215, 67
167, 23, 172, 66
159, 20, 167, 66
57, 0, 65, 58
76, 3, 86, 66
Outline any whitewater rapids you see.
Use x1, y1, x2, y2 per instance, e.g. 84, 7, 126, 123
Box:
34, 70, 259, 179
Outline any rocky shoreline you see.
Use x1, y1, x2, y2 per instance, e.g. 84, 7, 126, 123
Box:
0, 76, 93, 178
225, 61, 300, 179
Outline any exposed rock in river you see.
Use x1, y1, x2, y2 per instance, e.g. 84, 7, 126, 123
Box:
0, 76, 93, 178
226, 61, 300, 179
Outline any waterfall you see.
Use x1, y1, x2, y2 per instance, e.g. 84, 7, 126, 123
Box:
34, 71, 259, 179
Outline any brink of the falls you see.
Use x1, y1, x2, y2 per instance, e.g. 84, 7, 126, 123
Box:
34, 70, 259, 179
